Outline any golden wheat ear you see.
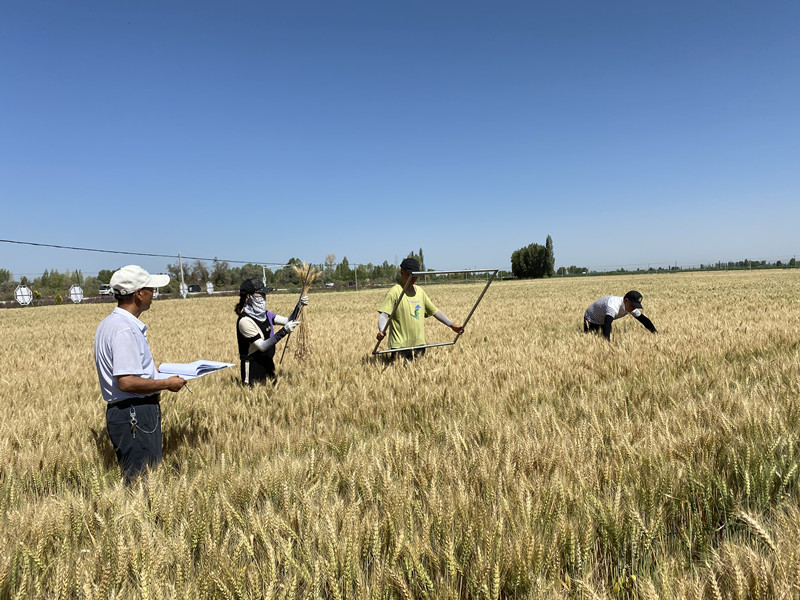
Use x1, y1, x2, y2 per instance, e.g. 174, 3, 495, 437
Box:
291, 262, 321, 290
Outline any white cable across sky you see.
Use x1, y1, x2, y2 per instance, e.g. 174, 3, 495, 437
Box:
0, 239, 288, 267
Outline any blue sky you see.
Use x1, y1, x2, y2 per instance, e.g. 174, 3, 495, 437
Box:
2, 1, 799, 278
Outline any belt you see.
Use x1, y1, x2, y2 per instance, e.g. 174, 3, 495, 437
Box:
107, 394, 160, 410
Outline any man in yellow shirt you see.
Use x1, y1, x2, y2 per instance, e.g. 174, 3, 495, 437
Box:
376, 257, 463, 360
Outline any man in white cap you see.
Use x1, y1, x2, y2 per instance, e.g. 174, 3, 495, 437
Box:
94, 265, 186, 483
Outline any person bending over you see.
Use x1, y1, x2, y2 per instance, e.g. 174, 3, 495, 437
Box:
235, 278, 306, 385
583, 290, 657, 341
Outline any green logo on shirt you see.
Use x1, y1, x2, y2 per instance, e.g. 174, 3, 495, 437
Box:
412, 303, 420, 319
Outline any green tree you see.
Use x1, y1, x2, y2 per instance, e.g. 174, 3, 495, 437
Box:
544, 235, 555, 277
530, 245, 547, 278
511, 243, 547, 279
284, 257, 303, 271
166, 263, 184, 281
278, 258, 303, 285
511, 249, 524, 278
355, 263, 368, 283
97, 269, 114, 284
231, 263, 264, 285
406, 249, 424, 271
190, 260, 209, 284
38, 269, 69, 292
334, 257, 351, 281
370, 261, 396, 282
211, 258, 231, 288
0, 268, 12, 284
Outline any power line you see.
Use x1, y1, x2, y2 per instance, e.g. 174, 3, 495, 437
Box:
0, 239, 288, 266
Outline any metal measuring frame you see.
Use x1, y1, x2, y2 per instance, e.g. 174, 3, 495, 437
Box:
372, 268, 499, 355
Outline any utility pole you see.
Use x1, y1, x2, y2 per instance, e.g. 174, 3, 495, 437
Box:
178, 253, 186, 298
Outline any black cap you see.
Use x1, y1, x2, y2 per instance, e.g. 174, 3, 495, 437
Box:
624, 290, 643, 309
240, 278, 269, 295
400, 257, 420, 273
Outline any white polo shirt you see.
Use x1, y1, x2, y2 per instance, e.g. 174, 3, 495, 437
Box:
94, 307, 157, 402
584, 295, 642, 325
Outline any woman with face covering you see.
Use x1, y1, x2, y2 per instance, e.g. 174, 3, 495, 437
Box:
234, 278, 308, 385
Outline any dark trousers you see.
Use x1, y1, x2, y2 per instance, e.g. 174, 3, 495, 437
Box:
106, 395, 162, 483
584, 319, 602, 334
241, 348, 277, 385
390, 348, 426, 362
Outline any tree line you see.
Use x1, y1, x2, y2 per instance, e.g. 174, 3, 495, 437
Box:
162, 257, 406, 290
4, 245, 797, 301
0, 248, 480, 299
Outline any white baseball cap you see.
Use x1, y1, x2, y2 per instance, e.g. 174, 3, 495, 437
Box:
110, 265, 170, 295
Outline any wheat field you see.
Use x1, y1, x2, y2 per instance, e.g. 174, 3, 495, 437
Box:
1, 270, 800, 599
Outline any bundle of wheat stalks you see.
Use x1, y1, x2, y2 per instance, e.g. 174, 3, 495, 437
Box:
290, 262, 321, 361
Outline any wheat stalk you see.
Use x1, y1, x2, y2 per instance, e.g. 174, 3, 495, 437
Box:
289, 263, 320, 361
